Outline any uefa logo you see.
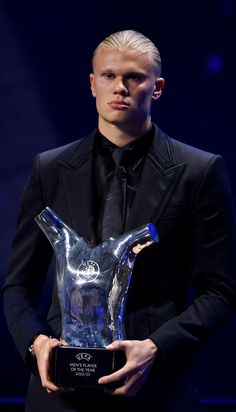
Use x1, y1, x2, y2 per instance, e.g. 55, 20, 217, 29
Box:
75, 352, 92, 361
77, 260, 100, 282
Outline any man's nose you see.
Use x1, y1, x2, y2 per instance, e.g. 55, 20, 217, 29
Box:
113, 78, 128, 95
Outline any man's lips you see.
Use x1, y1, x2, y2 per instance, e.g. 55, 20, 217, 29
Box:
109, 101, 130, 110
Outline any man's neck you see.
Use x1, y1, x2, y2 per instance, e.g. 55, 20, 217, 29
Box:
98, 118, 152, 148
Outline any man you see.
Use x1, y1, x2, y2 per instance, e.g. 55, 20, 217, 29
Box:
2, 30, 236, 412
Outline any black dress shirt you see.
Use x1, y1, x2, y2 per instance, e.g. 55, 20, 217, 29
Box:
93, 126, 154, 243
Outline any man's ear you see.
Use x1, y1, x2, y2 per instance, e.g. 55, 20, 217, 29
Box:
89, 73, 96, 97
152, 77, 165, 100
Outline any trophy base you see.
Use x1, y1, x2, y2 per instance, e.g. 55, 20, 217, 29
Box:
51, 346, 126, 388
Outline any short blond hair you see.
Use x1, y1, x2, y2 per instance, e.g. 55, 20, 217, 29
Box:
93, 30, 162, 76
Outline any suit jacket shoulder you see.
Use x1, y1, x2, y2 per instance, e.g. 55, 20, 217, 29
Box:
38, 130, 95, 170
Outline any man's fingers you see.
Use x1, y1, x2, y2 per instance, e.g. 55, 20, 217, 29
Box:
106, 340, 127, 351
105, 368, 148, 397
44, 381, 61, 393
98, 364, 128, 385
36, 337, 64, 393
98, 362, 145, 385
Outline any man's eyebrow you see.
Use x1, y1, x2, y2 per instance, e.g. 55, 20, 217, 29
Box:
101, 68, 114, 72
126, 71, 145, 75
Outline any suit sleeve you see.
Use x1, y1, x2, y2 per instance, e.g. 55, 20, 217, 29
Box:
149, 155, 236, 363
2, 154, 54, 366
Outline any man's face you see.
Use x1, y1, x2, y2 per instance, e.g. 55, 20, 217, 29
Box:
90, 48, 164, 131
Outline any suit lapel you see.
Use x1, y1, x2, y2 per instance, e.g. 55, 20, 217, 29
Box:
57, 126, 186, 240
126, 125, 186, 231
58, 132, 96, 243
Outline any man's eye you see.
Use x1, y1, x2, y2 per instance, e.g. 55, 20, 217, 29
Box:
102, 73, 114, 79
128, 75, 139, 80
127, 74, 143, 82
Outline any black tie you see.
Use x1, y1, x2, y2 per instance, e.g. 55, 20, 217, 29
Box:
101, 148, 126, 241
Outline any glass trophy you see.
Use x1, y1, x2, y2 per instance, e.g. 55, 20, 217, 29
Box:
35, 207, 159, 388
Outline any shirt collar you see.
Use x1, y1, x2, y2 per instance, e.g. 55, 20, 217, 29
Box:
95, 125, 154, 170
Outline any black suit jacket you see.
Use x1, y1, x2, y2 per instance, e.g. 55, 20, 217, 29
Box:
3, 124, 236, 411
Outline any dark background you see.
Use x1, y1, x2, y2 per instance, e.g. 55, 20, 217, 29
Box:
0, 0, 236, 410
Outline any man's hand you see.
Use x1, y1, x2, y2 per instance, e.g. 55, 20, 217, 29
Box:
33, 334, 66, 393
98, 338, 158, 397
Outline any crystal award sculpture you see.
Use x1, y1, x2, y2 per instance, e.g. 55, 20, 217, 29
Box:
35, 207, 159, 388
